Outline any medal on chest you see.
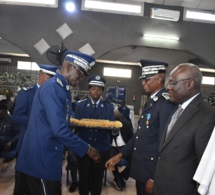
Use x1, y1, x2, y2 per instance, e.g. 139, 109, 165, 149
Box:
146, 113, 151, 128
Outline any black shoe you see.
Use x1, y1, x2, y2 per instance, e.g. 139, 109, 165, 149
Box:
69, 182, 78, 193
113, 178, 123, 191
121, 178, 126, 188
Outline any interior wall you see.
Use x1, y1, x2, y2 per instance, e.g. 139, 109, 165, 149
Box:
80, 62, 215, 114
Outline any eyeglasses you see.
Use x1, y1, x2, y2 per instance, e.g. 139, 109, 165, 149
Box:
74, 66, 85, 79
142, 77, 158, 82
167, 78, 191, 88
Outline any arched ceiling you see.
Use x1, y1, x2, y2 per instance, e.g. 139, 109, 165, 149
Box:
0, 0, 215, 70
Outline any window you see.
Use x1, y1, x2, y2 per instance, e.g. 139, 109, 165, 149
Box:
17, 61, 40, 71
202, 76, 215, 85
103, 67, 131, 78
81, 0, 143, 16
0, 0, 58, 8
184, 9, 215, 24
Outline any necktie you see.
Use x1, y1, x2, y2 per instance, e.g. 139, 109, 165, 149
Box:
93, 103, 97, 109
165, 106, 183, 140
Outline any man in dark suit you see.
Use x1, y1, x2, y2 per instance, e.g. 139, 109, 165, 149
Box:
106, 59, 176, 195
154, 63, 215, 195
75, 75, 115, 195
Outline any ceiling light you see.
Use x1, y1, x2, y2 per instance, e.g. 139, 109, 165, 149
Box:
65, 1, 75, 12
199, 68, 215, 73
0, 0, 58, 7
143, 34, 180, 41
184, 9, 215, 24
150, 8, 180, 22
81, 0, 143, 16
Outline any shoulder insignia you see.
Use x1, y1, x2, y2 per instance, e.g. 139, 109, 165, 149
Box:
76, 99, 87, 104
162, 92, 170, 100
57, 78, 63, 87
22, 86, 32, 91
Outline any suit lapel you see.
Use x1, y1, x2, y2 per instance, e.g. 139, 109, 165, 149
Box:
159, 94, 203, 152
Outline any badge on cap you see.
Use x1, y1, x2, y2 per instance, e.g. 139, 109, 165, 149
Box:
95, 76, 101, 80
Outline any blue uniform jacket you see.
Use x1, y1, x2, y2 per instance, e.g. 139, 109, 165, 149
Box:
16, 73, 89, 180
75, 98, 114, 151
121, 88, 176, 182
12, 84, 38, 152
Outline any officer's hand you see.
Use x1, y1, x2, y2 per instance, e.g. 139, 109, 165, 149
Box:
105, 153, 122, 171
146, 178, 154, 194
87, 145, 101, 163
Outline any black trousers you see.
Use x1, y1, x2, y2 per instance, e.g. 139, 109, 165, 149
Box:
67, 150, 78, 183
136, 181, 151, 195
77, 150, 110, 195
13, 171, 30, 195
13, 171, 61, 195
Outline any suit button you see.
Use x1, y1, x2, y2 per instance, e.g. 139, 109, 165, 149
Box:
139, 126, 141, 129
158, 156, 161, 160
134, 147, 136, 150
136, 136, 138, 139
141, 115, 143, 118
151, 158, 154, 160
89, 138, 91, 140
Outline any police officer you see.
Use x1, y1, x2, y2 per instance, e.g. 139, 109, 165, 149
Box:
106, 59, 176, 195
12, 64, 60, 194
14, 51, 101, 195
75, 75, 115, 195
13, 64, 60, 154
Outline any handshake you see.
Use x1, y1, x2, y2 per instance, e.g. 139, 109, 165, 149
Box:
86, 145, 101, 163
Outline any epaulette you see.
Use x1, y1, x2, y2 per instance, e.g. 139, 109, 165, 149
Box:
56, 78, 63, 87
162, 92, 170, 100
22, 86, 33, 91
76, 99, 87, 104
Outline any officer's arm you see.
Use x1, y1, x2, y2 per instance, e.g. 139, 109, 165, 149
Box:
12, 90, 29, 126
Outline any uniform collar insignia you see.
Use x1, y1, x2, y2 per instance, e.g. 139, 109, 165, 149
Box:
66, 85, 70, 90
57, 78, 63, 87
153, 96, 158, 101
